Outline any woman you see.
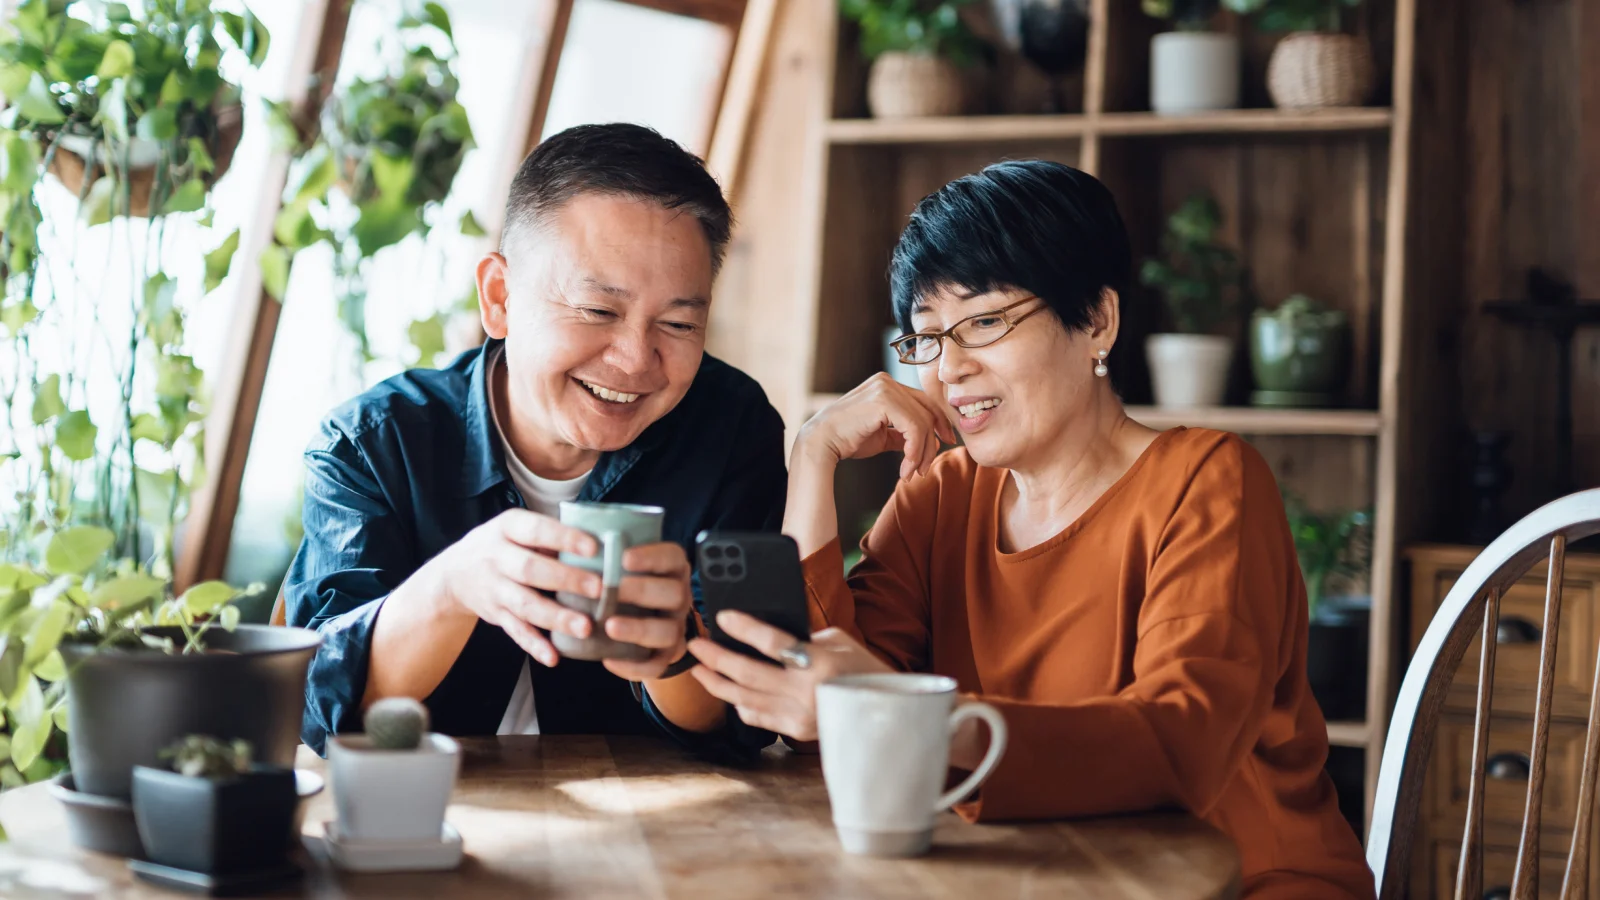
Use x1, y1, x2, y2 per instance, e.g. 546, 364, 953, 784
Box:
686, 161, 1374, 899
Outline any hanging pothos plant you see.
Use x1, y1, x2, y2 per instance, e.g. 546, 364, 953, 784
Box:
264, 0, 481, 366
0, 0, 268, 791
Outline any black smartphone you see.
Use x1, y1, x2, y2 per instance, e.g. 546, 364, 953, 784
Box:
694, 530, 811, 663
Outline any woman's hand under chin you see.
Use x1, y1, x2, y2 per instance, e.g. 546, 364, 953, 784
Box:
796, 372, 956, 480
687, 610, 893, 742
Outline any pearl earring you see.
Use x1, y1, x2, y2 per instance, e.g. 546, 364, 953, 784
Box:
1093, 348, 1109, 378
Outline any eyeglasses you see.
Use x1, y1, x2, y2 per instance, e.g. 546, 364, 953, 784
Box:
890, 297, 1047, 366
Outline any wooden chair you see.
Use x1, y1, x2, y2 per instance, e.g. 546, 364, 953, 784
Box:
1368, 489, 1600, 899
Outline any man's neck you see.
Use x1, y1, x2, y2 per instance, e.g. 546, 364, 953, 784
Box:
491, 353, 600, 481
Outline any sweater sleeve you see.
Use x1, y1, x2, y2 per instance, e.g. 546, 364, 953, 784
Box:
800, 467, 942, 674
956, 439, 1298, 823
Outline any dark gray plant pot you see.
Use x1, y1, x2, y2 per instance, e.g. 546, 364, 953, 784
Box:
59, 625, 320, 799
1305, 597, 1369, 722
131, 765, 297, 875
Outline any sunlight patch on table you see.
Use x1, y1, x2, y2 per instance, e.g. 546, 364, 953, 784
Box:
556, 773, 753, 814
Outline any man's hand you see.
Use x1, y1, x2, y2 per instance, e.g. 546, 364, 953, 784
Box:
602, 541, 695, 681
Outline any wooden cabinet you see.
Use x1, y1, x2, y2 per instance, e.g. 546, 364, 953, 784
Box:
1406, 544, 1600, 899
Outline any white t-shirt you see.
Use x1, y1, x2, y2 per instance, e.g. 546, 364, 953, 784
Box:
485, 346, 591, 735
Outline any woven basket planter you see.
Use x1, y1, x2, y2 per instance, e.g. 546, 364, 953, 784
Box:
867, 52, 968, 119
1266, 33, 1374, 110
46, 105, 244, 217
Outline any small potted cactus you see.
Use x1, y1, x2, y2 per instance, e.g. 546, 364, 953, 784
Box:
130, 736, 299, 878
328, 698, 460, 844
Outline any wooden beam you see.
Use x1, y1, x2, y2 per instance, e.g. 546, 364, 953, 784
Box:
707, 0, 777, 202
523, 0, 577, 161
176, 0, 351, 591
1580, 0, 1600, 297
619, 0, 744, 28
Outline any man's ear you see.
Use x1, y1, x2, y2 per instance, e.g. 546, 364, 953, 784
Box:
477, 252, 510, 340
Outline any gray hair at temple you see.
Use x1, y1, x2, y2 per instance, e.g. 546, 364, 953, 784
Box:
500, 123, 733, 275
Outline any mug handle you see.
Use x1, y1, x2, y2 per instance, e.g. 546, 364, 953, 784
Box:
934, 701, 1008, 812
592, 530, 624, 623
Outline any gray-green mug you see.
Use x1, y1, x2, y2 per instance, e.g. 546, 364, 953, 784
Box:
553, 501, 666, 662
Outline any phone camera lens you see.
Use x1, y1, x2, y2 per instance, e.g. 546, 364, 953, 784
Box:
728, 564, 745, 579
725, 545, 742, 560
708, 563, 726, 579
705, 545, 723, 560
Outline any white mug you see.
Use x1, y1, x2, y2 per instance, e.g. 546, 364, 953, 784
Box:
816, 673, 1008, 857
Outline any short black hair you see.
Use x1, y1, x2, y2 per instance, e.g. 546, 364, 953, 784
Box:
502, 123, 732, 273
889, 160, 1133, 334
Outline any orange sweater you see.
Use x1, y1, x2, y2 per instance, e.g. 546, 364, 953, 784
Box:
802, 428, 1374, 900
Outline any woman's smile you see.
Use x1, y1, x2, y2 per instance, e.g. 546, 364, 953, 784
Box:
950, 395, 1003, 432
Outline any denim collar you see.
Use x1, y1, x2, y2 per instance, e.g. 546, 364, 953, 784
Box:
455, 339, 676, 500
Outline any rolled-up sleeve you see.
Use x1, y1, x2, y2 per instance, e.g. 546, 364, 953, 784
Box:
284, 430, 413, 756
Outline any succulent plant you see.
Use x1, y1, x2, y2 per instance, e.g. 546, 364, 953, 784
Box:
161, 735, 253, 779
363, 697, 430, 750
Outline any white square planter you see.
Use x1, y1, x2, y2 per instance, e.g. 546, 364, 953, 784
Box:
328, 733, 459, 842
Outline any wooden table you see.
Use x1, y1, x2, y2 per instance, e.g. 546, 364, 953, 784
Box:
0, 736, 1241, 899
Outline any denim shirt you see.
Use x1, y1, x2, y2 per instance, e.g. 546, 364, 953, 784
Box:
285, 339, 787, 757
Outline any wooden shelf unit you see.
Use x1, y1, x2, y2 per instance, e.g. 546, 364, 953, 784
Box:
825, 107, 1394, 145
783, 0, 1452, 836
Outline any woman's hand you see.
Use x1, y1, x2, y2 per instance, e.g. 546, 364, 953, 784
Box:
796, 373, 956, 481
687, 611, 892, 741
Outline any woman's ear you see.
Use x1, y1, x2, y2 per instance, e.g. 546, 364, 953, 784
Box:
1089, 288, 1121, 352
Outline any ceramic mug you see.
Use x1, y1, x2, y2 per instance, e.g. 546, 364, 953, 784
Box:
552, 501, 667, 662
817, 673, 1008, 857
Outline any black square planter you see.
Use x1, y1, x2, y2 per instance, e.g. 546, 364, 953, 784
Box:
131, 765, 297, 875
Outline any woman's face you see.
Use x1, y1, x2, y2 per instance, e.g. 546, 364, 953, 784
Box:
908, 286, 1112, 471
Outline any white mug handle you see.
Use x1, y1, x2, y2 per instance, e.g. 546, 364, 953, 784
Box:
935, 701, 1008, 812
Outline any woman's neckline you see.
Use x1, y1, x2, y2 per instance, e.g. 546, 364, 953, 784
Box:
991, 426, 1184, 562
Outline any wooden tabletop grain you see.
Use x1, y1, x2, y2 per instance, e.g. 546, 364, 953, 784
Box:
0, 735, 1241, 899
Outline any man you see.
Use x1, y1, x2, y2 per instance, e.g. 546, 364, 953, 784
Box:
287, 124, 781, 755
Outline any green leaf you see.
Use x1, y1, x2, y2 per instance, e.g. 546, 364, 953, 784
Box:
80, 175, 116, 227
160, 70, 186, 107
407, 315, 446, 368
105, 3, 134, 22
44, 526, 116, 576
203, 229, 240, 293
96, 39, 135, 79
136, 106, 179, 142
130, 412, 166, 443
352, 201, 419, 257
0, 640, 20, 700
274, 202, 320, 251
31, 373, 63, 424
16, 73, 64, 125
55, 410, 96, 461
188, 136, 215, 175
33, 649, 64, 681
91, 573, 165, 610
219, 604, 240, 631
246, 11, 271, 67
95, 76, 130, 143
1, 130, 39, 195
53, 702, 68, 732
1, 299, 39, 336
369, 151, 414, 201
0, 61, 31, 99
180, 581, 235, 616
292, 145, 337, 204
424, 2, 453, 39
458, 210, 487, 237
162, 178, 206, 214
10, 704, 50, 772
259, 244, 290, 299
23, 598, 70, 667
262, 98, 300, 151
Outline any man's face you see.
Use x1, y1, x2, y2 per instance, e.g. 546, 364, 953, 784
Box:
479, 193, 714, 460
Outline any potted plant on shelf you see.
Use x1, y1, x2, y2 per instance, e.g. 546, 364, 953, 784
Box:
1142, 0, 1240, 114
838, 0, 988, 119
326, 697, 463, 871
1285, 494, 1371, 721
130, 736, 299, 888
1139, 193, 1245, 408
1222, 0, 1372, 109
1249, 293, 1348, 407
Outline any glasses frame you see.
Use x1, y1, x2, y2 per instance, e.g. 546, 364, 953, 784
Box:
890, 297, 1047, 366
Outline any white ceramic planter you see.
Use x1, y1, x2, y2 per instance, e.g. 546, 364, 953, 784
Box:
1150, 32, 1240, 114
329, 733, 459, 842
1146, 334, 1234, 408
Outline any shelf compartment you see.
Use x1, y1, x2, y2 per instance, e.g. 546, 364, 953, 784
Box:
825, 108, 1392, 146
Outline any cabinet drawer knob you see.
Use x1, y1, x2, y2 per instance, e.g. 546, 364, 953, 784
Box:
1495, 616, 1540, 644
1485, 752, 1531, 780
